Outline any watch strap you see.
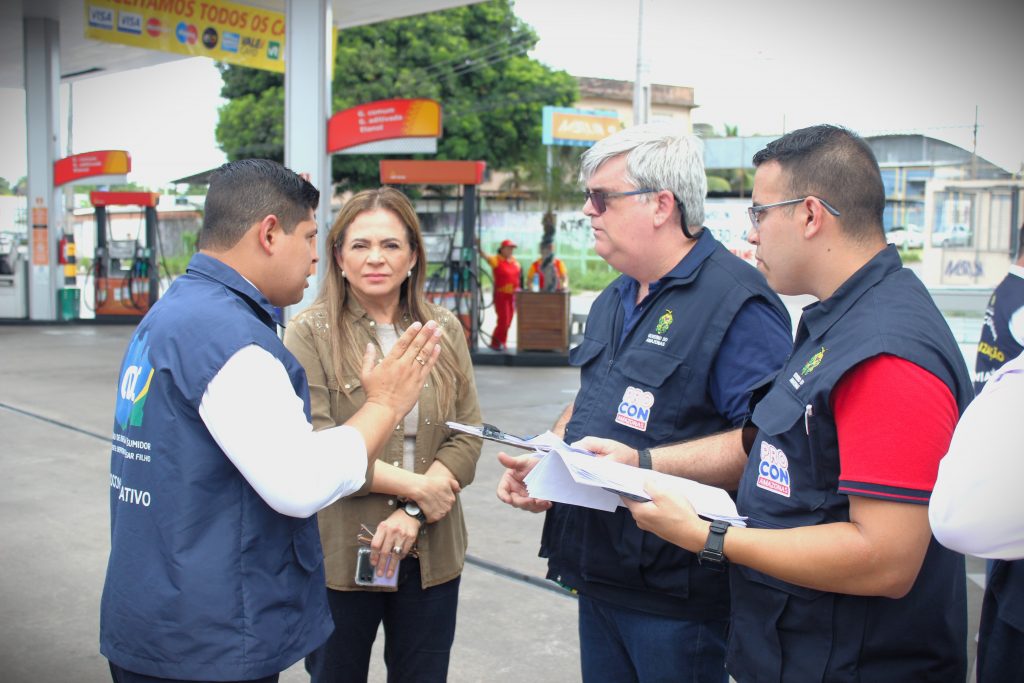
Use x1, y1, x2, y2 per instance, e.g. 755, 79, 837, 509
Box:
637, 447, 653, 470
698, 519, 730, 571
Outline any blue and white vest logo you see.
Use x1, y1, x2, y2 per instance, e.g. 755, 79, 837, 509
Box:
615, 386, 654, 432
756, 441, 791, 497
115, 332, 154, 430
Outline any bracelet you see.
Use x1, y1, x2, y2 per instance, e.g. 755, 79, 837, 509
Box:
637, 447, 653, 470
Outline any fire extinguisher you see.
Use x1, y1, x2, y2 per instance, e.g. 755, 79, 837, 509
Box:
57, 235, 77, 285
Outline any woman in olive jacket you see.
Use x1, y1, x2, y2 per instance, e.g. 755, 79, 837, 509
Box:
285, 187, 482, 683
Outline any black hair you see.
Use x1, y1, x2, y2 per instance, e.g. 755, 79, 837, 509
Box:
752, 125, 885, 241
198, 158, 320, 251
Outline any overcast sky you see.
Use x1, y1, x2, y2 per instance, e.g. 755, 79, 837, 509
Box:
0, 0, 1021, 188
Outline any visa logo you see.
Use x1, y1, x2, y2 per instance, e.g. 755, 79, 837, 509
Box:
117, 12, 143, 35
89, 7, 114, 30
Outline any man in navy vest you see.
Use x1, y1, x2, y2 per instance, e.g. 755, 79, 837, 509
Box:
100, 159, 457, 683
586, 125, 974, 681
974, 225, 1024, 392
496, 123, 792, 682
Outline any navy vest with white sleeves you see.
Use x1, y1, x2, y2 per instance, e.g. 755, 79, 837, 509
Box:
100, 253, 333, 680
729, 246, 974, 682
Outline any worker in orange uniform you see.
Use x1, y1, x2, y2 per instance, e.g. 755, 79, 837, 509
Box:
527, 239, 569, 292
478, 238, 521, 350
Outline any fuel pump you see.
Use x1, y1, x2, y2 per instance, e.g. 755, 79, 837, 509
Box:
0, 231, 28, 319
90, 191, 160, 322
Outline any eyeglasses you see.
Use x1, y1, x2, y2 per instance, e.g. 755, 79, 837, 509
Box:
584, 188, 657, 215
747, 196, 840, 230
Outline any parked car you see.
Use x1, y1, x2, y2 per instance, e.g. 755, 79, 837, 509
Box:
886, 224, 924, 249
931, 224, 972, 248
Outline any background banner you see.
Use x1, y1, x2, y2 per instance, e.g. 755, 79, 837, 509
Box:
85, 0, 290, 73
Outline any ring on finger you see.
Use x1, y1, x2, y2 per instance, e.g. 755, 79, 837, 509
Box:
415, 355, 426, 365
392, 545, 403, 555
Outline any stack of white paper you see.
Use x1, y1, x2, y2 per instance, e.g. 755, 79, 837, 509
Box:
447, 423, 746, 526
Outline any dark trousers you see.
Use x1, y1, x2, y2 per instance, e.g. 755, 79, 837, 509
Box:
977, 563, 1024, 683
109, 662, 278, 683
578, 594, 728, 683
306, 558, 460, 683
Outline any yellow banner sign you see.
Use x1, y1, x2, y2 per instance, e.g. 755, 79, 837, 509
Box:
85, 0, 287, 73
551, 111, 624, 143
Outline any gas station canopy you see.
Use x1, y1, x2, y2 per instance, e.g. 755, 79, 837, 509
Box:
7, 0, 481, 322
0, 0, 479, 88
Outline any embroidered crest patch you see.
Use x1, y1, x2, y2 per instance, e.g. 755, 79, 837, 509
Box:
801, 346, 827, 376
655, 309, 674, 335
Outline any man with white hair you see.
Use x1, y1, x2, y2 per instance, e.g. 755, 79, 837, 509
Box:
497, 123, 792, 682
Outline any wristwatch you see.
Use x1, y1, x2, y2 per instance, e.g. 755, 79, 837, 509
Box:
637, 447, 653, 470
402, 501, 426, 523
697, 519, 730, 571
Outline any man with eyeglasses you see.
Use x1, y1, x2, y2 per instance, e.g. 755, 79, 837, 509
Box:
496, 123, 792, 682
582, 125, 973, 681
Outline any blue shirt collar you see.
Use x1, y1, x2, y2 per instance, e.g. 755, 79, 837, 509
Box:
186, 252, 282, 328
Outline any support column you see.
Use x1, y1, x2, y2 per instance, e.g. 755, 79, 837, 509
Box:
24, 17, 62, 321
284, 0, 332, 319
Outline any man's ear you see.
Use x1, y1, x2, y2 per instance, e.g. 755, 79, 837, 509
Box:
652, 190, 678, 228
257, 215, 280, 254
803, 198, 825, 239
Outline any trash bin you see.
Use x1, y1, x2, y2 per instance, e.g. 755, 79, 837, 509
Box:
57, 287, 80, 322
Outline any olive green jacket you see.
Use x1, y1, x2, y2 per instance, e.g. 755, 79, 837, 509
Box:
284, 301, 482, 590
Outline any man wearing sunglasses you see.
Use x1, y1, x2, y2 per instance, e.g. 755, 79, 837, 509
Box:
584, 125, 973, 681
497, 123, 792, 682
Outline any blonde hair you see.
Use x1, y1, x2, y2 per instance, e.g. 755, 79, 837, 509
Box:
316, 187, 465, 414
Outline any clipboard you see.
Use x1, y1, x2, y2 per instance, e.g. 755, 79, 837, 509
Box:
446, 422, 543, 451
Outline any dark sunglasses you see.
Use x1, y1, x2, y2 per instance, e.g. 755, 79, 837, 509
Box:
584, 188, 657, 215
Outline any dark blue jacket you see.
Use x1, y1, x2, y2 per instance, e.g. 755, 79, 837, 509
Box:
729, 246, 974, 682
975, 271, 1024, 393
977, 559, 1024, 682
541, 233, 789, 619
100, 254, 333, 680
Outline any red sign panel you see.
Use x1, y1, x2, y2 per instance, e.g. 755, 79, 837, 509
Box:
328, 99, 442, 153
54, 150, 131, 187
89, 191, 160, 208
380, 160, 486, 186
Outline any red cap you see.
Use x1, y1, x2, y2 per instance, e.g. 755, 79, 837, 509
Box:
500, 239, 517, 249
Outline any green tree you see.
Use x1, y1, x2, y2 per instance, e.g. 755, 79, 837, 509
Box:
13, 176, 27, 196
215, 0, 577, 191
501, 144, 584, 244
0, 177, 12, 195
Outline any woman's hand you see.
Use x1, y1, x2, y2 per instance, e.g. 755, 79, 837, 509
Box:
369, 510, 421, 579
413, 472, 459, 523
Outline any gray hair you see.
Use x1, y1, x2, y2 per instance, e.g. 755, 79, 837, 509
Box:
580, 122, 706, 227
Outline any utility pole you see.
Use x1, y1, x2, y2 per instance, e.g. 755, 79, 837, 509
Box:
632, 0, 651, 126
970, 105, 979, 180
